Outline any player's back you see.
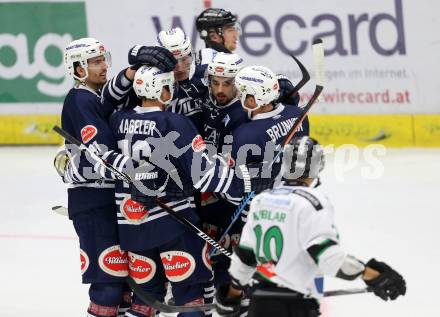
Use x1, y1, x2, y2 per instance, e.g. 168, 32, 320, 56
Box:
242, 183, 335, 297
109, 107, 200, 250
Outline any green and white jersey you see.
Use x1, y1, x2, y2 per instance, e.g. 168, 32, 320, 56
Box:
231, 184, 344, 298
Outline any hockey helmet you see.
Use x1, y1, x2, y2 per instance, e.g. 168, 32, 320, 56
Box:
133, 66, 175, 105
64, 37, 111, 81
157, 27, 192, 60
196, 8, 239, 39
282, 136, 325, 179
207, 52, 244, 78
234, 65, 280, 117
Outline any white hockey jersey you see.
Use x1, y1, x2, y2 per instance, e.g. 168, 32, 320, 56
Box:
229, 183, 345, 298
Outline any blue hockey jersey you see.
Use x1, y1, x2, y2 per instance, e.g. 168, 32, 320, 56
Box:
225, 104, 310, 205
202, 96, 248, 152
61, 85, 118, 218
166, 77, 206, 134
109, 106, 239, 250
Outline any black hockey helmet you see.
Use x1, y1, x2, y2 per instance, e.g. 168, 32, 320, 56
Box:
196, 8, 238, 40
282, 136, 325, 179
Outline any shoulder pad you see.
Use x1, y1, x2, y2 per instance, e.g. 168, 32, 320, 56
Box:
292, 189, 323, 211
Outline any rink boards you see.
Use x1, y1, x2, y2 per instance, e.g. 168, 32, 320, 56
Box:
1, 114, 439, 147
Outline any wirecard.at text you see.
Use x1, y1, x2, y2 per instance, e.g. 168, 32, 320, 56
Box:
299, 89, 410, 105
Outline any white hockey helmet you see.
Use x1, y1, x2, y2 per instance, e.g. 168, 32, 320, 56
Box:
133, 65, 175, 105
207, 52, 244, 78
235, 65, 280, 118
157, 27, 192, 59
64, 37, 111, 81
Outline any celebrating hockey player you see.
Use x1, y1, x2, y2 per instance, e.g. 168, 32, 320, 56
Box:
58, 37, 132, 317
215, 136, 407, 317
57, 38, 180, 317
156, 27, 206, 133
106, 63, 270, 316
202, 52, 247, 149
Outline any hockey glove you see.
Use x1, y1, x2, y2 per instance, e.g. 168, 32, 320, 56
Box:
364, 258, 406, 301
128, 45, 177, 72
215, 284, 241, 317
53, 147, 70, 179
237, 161, 275, 194
275, 74, 300, 106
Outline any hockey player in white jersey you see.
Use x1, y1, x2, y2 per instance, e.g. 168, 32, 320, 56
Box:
215, 136, 406, 317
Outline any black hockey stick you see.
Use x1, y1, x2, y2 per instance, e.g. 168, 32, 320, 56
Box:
209, 39, 324, 257
53, 126, 132, 183
128, 276, 372, 314
52, 126, 232, 258
286, 53, 311, 97
155, 198, 232, 257
127, 277, 216, 313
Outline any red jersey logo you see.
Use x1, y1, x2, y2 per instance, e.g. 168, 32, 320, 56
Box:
98, 245, 129, 277
128, 252, 156, 283
120, 198, 148, 223
256, 262, 276, 279
191, 135, 206, 152
80, 249, 89, 274
80, 125, 97, 144
160, 251, 195, 282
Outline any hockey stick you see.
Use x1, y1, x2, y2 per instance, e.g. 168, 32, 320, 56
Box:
127, 277, 216, 313
52, 126, 232, 258
209, 39, 325, 258
252, 287, 372, 299
155, 198, 232, 257
323, 287, 372, 297
128, 276, 372, 314
286, 53, 310, 97
52, 205, 68, 216
53, 126, 132, 183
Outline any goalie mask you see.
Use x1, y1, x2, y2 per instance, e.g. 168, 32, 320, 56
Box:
282, 136, 325, 180
234, 65, 280, 118
133, 66, 175, 105
64, 37, 111, 81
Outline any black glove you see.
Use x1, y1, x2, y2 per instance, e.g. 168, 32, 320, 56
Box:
215, 284, 241, 317
364, 258, 406, 301
237, 161, 275, 194
275, 74, 300, 106
128, 45, 177, 72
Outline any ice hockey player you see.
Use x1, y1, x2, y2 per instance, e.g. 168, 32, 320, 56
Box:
194, 7, 241, 79
156, 27, 206, 133
224, 65, 309, 206
194, 8, 300, 108
57, 38, 179, 317
215, 136, 407, 317
101, 43, 177, 111
107, 64, 270, 316
202, 52, 247, 149
58, 37, 132, 317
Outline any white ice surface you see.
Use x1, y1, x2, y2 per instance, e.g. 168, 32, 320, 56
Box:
1, 146, 439, 316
